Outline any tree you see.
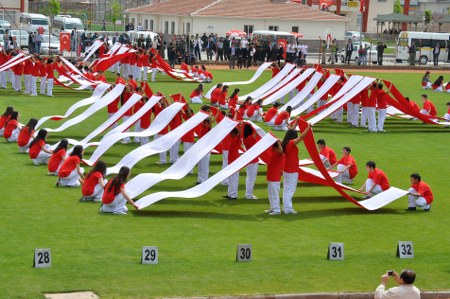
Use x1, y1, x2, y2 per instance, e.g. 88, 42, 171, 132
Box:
393, 0, 402, 14
47, 0, 60, 20
424, 9, 432, 24
111, 0, 122, 31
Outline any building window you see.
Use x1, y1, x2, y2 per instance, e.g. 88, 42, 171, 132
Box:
292, 26, 299, 33
164, 21, 169, 34
171, 21, 175, 34
269, 26, 278, 31
150, 20, 154, 31
144, 19, 149, 30
244, 25, 253, 35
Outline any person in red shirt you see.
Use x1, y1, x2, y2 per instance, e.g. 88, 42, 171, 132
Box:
190, 84, 204, 104
95, 70, 107, 83
97, 39, 106, 58
81, 160, 108, 202
316, 139, 337, 169
18, 118, 37, 153
150, 51, 158, 83
366, 82, 379, 132
224, 127, 242, 200
210, 83, 223, 107
99, 166, 138, 214
273, 106, 292, 131
420, 94, 437, 117
196, 114, 216, 183
45, 58, 55, 97
153, 97, 170, 164
169, 104, 188, 164
407, 173, 433, 211
30, 55, 41, 96
22, 58, 33, 95
127, 74, 138, 91
243, 123, 260, 200
329, 146, 358, 184
376, 83, 389, 132
201, 65, 213, 83
28, 129, 53, 165
48, 139, 68, 175
57, 145, 85, 187
0, 48, 9, 88
142, 50, 150, 81
39, 57, 47, 95
246, 99, 263, 122
360, 87, 370, 127
265, 140, 284, 215
218, 85, 229, 109
135, 96, 152, 145
444, 102, 450, 121
0, 106, 14, 137
358, 161, 390, 198
405, 97, 420, 114
264, 103, 279, 126
181, 107, 195, 174
120, 85, 135, 144
281, 121, 311, 214
270, 62, 280, 78
347, 92, 361, 127
228, 88, 240, 109
3, 111, 22, 142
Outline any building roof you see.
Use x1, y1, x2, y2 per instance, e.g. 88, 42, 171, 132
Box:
127, 0, 348, 22
373, 13, 422, 23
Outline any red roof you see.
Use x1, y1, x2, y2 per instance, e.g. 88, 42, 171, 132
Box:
127, 0, 347, 22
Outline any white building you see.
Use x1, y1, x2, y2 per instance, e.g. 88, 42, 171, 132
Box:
0, 0, 29, 25
126, 0, 348, 40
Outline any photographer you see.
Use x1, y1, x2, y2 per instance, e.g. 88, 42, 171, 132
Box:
375, 269, 420, 299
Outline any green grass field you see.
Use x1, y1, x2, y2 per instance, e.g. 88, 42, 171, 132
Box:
0, 68, 449, 298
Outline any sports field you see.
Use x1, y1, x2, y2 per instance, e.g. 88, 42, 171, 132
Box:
0, 68, 449, 298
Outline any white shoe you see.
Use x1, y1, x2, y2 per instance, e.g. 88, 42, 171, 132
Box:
284, 210, 298, 215
264, 209, 273, 213
246, 195, 258, 200
113, 210, 127, 215
156, 161, 166, 165
269, 211, 281, 215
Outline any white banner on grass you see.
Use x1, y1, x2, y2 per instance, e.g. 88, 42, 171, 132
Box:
126, 117, 239, 198
107, 111, 209, 175
83, 102, 185, 166
205, 62, 272, 99
36, 83, 111, 129
83, 40, 103, 62
44, 84, 125, 133
359, 187, 409, 210
289, 74, 339, 116
252, 67, 301, 101
135, 133, 277, 209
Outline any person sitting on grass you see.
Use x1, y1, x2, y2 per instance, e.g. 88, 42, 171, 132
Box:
99, 166, 138, 215
406, 173, 433, 212
17, 118, 37, 153
444, 102, 450, 122
421, 71, 432, 89
28, 129, 52, 165
419, 94, 437, 119
358, 161, 390, 198
57, 145, 85, 187
81, 160, 108, 202
328, 146, 358, 184
245, 99, 264, 122
264, 103, 279, 126
374, 269, 420, 299
432, 75, 443, 92
3, 111, 22, 142
316, 139, 337, 169
48, 139, 68, 176
190, 83, 204, 104
272, 106, 292, 131
0, 106, 14, 137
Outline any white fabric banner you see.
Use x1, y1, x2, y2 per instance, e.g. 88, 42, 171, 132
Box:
359, 187, 409, 210
0, 54, 30, 72
106, 111, 209, 175
44, 84, 125, 133
36, 83, 111, 129
0, 53, 25, 72
309, 77, 375, 125
247, 66, 300, 101
135, 133, 277, 209
238, 63, 296, 101
205, 62, 272, 98
83, 40, 103, 62
126, 117, 239, 198
262, 68, 315, 105
83, 102, 184, 166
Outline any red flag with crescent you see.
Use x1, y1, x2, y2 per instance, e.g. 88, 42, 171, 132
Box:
60, 32, 71, 52
277, 39, 287, 59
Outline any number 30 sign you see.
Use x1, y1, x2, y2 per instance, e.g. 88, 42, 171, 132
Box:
236, 244, 252, 262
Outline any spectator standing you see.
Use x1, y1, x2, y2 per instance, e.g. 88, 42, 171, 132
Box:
408, 42, 416, 66
376, 42, 387, 65
433, 42, 440, 67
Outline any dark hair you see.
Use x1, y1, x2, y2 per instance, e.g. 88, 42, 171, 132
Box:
410, 173, 421, 182
446, 102, 450, 106
53, 139, 69, 154
243, 97, 252, 104
366, 161, 376, 169
230, 127, 239, 136
273, 102, 280, 108
2, 106, 14, 117
286, 106, 292, 113
222, 85, 229, 92
282, 129, 298, 152
29, 129, 47, 148
255, 99, 263, 106
243, 123, 253, 138
405, 97, 410, 102
343, 146, 351, 153
24, 118, 38, 135
433, 76, 443, 86
378, 83, 383, 89
216, 83, 223, 89
107, 166, 130, 195
230, 88, 240, 98
317, 139, 325, 146
200, 105, 210, 112
71, 145, 83, 159
400, 269, 416, 284
86, 160, 107, 179
195, 83, 203, 93
6, 111, 18, 124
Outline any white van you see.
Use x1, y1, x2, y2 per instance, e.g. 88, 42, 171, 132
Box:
19, 13, 49, 33
396, 31, 450, 64
52, 16, 84, 35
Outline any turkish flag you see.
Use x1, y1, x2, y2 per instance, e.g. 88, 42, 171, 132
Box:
277, 39, 287, 60
60, 32, 71, 52
360, 0, 365, 13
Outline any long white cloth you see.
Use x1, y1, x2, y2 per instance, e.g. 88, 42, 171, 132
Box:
205, 62, 272, 98
238, 63, 296, 101
36, 83, 111, 129
262, 68, 315, 105
358, 187, 409, 210
106, 111, 209, 175
126, 117, 239, 199
134, 133, 278, 209
44, 84, 125, 133
309, 77, 375, 125
83, 40, 103, 62
0, 53, 26, 72
257, 68, 302, 103
83, 102, 184, 166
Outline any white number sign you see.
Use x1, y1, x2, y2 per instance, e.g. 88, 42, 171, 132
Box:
142, 246, 158, 264
236, 244, 252, 262
328, 243, 344, 261
397, 241, 414, 258
34, 248, 51, 268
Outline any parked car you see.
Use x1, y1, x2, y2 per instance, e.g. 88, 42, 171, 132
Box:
340, 42, 378, 64
41, 35, 60, 54
345, 31, 364, 42
0, 29, 29, 49
0, 20, 12, 29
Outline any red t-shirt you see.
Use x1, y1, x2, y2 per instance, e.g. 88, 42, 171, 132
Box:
423, 100, 437, 116
48, 148, 66, 173
190, 89, 201, 98
3, 119, 18, 139
18, 127, 34, 147
338, 154, 358, 179
272, 68, 280, 78
108, 96, 120, 114
409, 101, 420, 111
40, 63, 47, 77
228, 95, 238, 108
102, 181, 124, 204
377, 90, 387, 109
283, 140, 298, 173
264, 107, 278, 122
121, 92, 133, 116
411, 181, 434, 204
368, 168, 390, 191
210, 88, 221, 104
31, 61, 41, 77
0, 115, 10, 129
246, 104, 259, 118
360, 88, 369, 107
59, 155, 80, 178
228, 135, 242, 164
82, 171, 103, 196
170, 112, 182, 130
267, 148, 285, 182
218, 91, 227, 106
350, 93, 361, 105
320, 146, 337, 166
46, 64, 54, 79
243, 135, 258, 164
98, 44, 106, 58
368, 86, 378, 107
221, 133, 232, 151
29, 139, 45, 159
274, 111, 289, 126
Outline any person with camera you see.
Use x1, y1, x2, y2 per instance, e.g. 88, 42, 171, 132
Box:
375, 269, 420, 299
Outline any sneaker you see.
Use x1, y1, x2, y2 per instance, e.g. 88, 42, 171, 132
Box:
424, 205, 431, 212
246, 195, 258, 200
405, 207, 417, 211
269, 211, 281, 216
264, 209, 273, 213
223, 195, 237, 200
113, 210, 127, 215
284, 210, 298, 215
362, 195, 371, 199
55, 178, 61, 187
156, 161, 166, 165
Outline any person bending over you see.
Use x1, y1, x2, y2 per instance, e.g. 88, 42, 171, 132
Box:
406, 173, 433, 212
358, 161, 390, 198
81, 160, 108, 202
100, 166, 138, 215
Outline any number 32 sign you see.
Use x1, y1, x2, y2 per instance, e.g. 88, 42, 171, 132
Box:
396, 241, 414, 259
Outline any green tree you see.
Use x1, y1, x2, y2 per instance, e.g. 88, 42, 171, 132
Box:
424, 9, 432, 24
393, 0, 402, 14
111, 0, 122, 31
47, 0, 60, 20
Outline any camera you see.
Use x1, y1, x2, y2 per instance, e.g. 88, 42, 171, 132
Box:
388, 270, 394, 276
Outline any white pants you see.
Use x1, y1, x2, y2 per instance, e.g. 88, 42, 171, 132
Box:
265, 115, 277, 126
282, 171, 298, 213
423, 82, 432, 89
0, 71, 6, 88
221, 150, 229, 185
368, 107, 377, 132
108, 112, 118, 130
14, 74, 21, 91
122, 116, 131, 143
219, 104, 229, 110
365, 179, 383, 195
336, 164, 352, 184
134, 120, 141, 143
40, 76, 46, 94
169, 139, 181, 163
143, 66, 148, 81
227, 171, 239, 198
0, 128, 4, 137
23, 74, 31, 94
245, 162, 258, 198
30, 75, 38, 96
18, 138, 33, 153
100, 191, 129, 214
197, 152, 211, 183
249, 113, 263, 122
140, 136, 149, 145
377, 108, 387, 131
136, 66, 142, 81
184, 142, 194, 174
273, 122, 288, 131
333, 107, 343, 122
360, 106, 369, 127
32, 146, 52, 165
153, 134, 167, 163
320, 154, 331, 169
6, 128, 20, 142
59, 167, 85, 187
151, 68, 157, 82
444, 113, 450, 121
408, 187, 430, 209
318, 99, 327, 108
190, 96, 203, 104
46, 78, 54, 96
351, 104, 360, 127
268, 181, 281, 213
84, 179, 108, 202
347, 103, 354, 123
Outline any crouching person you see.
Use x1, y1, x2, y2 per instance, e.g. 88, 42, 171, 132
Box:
81, 160, 108, 202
